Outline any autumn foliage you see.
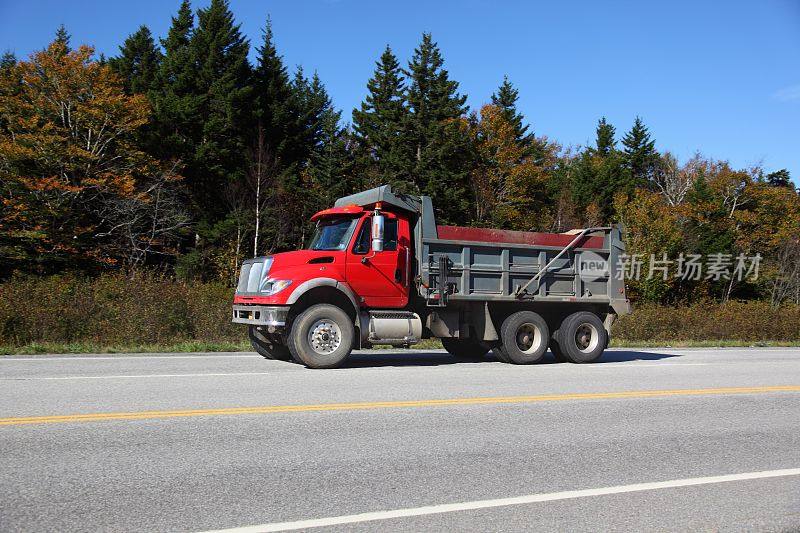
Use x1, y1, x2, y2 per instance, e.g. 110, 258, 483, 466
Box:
0, 10, 798, 311
0, 42, 186, 272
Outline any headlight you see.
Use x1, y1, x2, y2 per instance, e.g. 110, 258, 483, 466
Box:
260, 279, 292, 296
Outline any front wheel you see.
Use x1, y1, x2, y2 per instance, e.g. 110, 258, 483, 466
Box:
556, 312, 608, 364
287, 304, 354, 369
249, 326, 291, 361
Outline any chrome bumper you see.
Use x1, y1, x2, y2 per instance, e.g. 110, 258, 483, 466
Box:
232, 305, 289, 326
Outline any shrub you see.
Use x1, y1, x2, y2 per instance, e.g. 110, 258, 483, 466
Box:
1, 275, 798, 349
0, 273, 245, 347
614, 301, 800, 342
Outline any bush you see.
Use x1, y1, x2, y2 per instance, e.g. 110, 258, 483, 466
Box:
614, 301, 800, 342
0, 273, 245, 347
1, 275, 798, 350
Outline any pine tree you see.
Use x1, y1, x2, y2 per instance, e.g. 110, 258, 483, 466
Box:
491, 75, 530, 143
0, 52, 19, 134
188, 0, 252, 220
621, 116, 656, 188
766, 169, 791, 188
309, 109, 356, 210
110, 25, 162, 95
151, 0, 200, 162
252, 16, 294, 165
163, 0, 193, 55
594, 117, 616, 156
0, 51, 15, 69
54, 24, 70, 52
405, 33, 471, 223
353, 45, 412, 192
571, 117, 625, 222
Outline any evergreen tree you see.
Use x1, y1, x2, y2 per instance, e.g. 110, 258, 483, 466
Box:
352, 45, 412, 191
766, 169, 792, 188
309, 109, 357, 210
110, 25, 162, 95
151, 0, 200, 162
594, 117, 616, 156
54, 24, 70, 52
0, 52, 19, 134
252, 16, 294, 165
163, 0, 193, 54
621, 116, 656, 188
571, 117, 625, 222
405, 33, 471, 223
491, 75, 530, 143
0, 51, 15, 69
188, 0, 252, 220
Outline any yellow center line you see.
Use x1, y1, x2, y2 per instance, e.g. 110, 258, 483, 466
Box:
1, 386, 799, 427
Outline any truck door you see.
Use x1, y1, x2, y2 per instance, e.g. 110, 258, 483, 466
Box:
345, 213, 410, 308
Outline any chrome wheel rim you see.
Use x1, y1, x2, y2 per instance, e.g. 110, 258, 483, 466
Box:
308, 319, 342, 355
515, 323, 543, 354
575, 323, 600, 353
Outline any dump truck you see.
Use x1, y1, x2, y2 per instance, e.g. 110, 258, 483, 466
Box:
232, 185, 631, 368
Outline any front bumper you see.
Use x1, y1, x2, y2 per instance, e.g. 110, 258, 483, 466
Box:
232, 305, 289, 326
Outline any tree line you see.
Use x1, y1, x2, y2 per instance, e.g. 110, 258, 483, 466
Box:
1, 0, 798, 305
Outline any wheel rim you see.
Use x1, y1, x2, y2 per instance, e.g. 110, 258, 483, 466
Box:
308, 319, 342, 355
515, 323, 544, 354
575, 323, 600, 353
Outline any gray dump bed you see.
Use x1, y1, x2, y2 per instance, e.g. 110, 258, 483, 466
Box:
335, 185, 631, 316
421, 227, 630, 315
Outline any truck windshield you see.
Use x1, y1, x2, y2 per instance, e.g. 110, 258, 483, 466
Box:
308, 216, 359, 251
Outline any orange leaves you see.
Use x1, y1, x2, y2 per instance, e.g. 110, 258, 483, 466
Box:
0, 37, 161, 267
469, 104, 556, 230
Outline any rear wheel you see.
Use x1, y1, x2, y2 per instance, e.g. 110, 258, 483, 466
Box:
248, 326, 291, 361
493, 345, 512, 363
287, 304, 354, 369
499, 311, 549, 364
441, 338, 489, 361
556, 312, 607, 364
549, 333, 569, 363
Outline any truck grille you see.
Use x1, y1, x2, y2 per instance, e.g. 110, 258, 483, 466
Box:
236, 257, 273, 294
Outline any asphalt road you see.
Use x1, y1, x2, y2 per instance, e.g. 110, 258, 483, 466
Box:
1, 347, 799, 532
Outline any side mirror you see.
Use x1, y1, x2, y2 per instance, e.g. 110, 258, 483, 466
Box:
371, 213, 385, 252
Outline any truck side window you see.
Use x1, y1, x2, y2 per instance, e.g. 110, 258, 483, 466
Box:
353, 217, 398, 254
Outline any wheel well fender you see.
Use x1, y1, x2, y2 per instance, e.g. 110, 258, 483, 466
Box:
285, 278, 359, 324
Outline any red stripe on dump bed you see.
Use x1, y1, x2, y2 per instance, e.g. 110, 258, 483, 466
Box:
436, 226, 606, 249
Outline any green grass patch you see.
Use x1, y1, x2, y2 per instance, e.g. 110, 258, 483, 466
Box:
0, 340, 251, 356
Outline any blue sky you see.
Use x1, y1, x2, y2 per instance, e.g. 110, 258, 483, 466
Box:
1, 0, 798, 183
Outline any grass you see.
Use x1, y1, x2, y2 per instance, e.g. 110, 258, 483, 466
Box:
0, 340, 251, 356
2, 338, 799, 356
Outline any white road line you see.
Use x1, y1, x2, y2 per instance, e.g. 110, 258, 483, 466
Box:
3, 372, 276, 380
203, 468, 800, 533
0, 355, 259, 361
590, 363, 711, 368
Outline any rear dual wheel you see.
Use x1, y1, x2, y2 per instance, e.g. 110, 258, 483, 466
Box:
497, 311, 550, 364
554, 312, 607, 364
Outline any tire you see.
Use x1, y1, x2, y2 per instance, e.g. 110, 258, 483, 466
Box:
499, 311, 550, 364
493, 344, 512, 363
549, 332, 569, 363
556, 311, 608, 364
441, 337, 489, 361
287, 304, 354, 369
248, 326, 291, 361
